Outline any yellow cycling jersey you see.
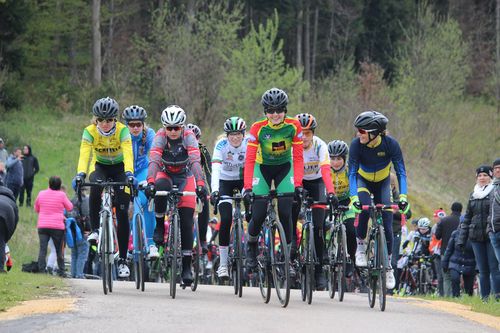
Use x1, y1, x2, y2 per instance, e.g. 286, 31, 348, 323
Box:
77, 122, 134, 174
331, 167, 350, 202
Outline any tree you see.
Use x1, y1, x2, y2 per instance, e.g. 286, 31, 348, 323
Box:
92, 0, 102, 86
221, 10, 309, 122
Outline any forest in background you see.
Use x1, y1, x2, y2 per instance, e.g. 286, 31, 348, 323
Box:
0, 0, 498, 206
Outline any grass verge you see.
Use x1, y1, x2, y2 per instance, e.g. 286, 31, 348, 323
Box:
413, 294, 500, 317
0, 268, 66, 312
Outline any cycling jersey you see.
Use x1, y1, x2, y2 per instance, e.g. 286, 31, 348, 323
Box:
211, 137, 248, 192
302, 136, 334, 193
331, 166, 350, 202
244, 117, 303, 189
131, 127, 156, 173
199, 143, 212, 191
147, 128, 204, 187
348, 135, 407, 197
77, 122, 133, 174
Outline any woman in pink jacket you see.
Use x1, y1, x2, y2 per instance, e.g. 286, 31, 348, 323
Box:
34, 176, 73, 276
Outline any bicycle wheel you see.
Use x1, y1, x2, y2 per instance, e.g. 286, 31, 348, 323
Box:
169, 214, 180, 299
298, 227, 307, 302
100, 211, 109, 295
306, 224, 315, 304
257, 231, 271, 303
377, 227, 387, 311
366, 236, 376, 308
271, 221, 290, 308
398, 267, 409, 296
135, 214, 145, 292
191, 218, 200, 292
336, 224, 347, 302
234, 219, 244, 297
326, 233, 336, 299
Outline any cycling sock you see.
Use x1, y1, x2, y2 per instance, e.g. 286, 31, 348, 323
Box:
219, 246, 228, 266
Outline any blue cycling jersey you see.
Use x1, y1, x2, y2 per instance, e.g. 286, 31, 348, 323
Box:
348, 135, 407, 196
131, 127, 155, 174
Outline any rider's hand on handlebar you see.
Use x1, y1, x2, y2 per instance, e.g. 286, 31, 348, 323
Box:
145, 183, 156, 198
398, 194, 410, 214
349, 195, 362, 214
72, 172, 86, 191
125, 171, 138, 189
196, 185, 207, 201
327, 192, 338, 209
210, 191, 220, 206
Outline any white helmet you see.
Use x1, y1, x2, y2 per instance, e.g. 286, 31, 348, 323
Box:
417, 217, 431, 229
161, 105, 186, 127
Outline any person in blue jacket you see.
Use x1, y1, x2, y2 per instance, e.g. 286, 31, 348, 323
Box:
348, 110, 410, 290
121, 105, 157, 258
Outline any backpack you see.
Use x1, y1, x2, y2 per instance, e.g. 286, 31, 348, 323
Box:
21, 261, 39, 273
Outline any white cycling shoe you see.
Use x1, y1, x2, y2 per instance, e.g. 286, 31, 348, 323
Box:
386, 268, 396, 289
87, 231, 99, 243
217, 265, 229, 279
148, 245, 159, 259
117, 260, 130, 278
355, 240, 367, 267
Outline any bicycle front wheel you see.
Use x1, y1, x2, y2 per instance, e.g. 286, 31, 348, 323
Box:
135, 214, 145, 292
306, 225, 315, 304
326, 234, 336, 299
169, 214, 180, 298
191, 218, 200, 292
336, 224, 347, 302
100, 211, 109, 295
377, 226, 387, 312
366, 236, 376, 308
234, 219, 244, 298
271, 221, 290, 308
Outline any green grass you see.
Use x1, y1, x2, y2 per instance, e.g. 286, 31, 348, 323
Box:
0, 268, 66, 312
415, 294, 500, 317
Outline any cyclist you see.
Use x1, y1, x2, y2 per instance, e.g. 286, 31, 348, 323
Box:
146, 105, 206, 286
348, 110, 410, 289
121, 105, 157, 258
186, 123, 212, 254
209, 116, 248, 279
402, 217, 432, 257
73, 97, 136, 278
291, 113, 337, 290
327, 139, 357, 278
243, 88, 304, 272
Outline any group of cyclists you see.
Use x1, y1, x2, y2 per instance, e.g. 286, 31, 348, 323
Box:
73, 87, 410, 295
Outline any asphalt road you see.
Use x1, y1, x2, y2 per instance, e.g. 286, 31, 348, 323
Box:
1, 279, 497, 333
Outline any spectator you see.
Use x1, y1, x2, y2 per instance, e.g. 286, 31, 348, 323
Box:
67, 188, 90, 278
34, 176, 73, 276
5, 147, 23, 200
488, 158, 500, 264
436, 202, 463, 297
442, 229, 476, 297
431, 208, 445, 296
0, 162, 6, 183
458, 165, 499, 301
0, 181, 19, 272
0, 138, 7, 164
19, 145, 39, 207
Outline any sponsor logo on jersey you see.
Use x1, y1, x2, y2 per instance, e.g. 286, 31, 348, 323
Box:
272, 141, 286, 152
377, 152, 386, 157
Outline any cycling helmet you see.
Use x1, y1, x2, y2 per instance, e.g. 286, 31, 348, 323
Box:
261, 87, 288, 110
417, 217, 431, 229
161, 105, 186, 126
295, 113, 317, 130
122, 105, 147, 122
93, 97, 119, 118
186, 123, 201, 139
353, 110, 388, 133
223, 117, 246, 133
328, 140, 349, 158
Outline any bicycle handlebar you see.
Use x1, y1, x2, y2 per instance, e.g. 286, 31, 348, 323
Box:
77, 181, 133, 203
147, 190, 197, 211
361, 204, 400, 211
214, 193, 243, 215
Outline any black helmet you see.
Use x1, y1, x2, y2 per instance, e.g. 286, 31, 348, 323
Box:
295, 113, 317, 130
122, 105, 147, 122
93, 97, 119, 118
186, 123, 202, 139
328, 140, 349, 158
261, 87, 288, 110
353, 110, 388, 133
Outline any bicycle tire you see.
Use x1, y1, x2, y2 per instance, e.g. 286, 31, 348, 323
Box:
307, 224, 315, 304
367, 236, 376, 308
378, 226, 387, 312
326, 234, 336, 299
101, 211, 109, 295
257, 230, 271, 303
398, 268, 409, 296
136, 214, 145, 292
337, 224, 347, 302
169, 213, 180, 299
191, 218, 200, 292
299, 225, 306, 302
271, 221, 290, 308
234, 219, 243, 297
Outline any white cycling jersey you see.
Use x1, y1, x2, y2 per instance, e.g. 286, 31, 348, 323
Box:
303, 135, 330, 181
211, 136, 248, 192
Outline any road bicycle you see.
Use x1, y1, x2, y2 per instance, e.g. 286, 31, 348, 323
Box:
78, 179, 132, 295
253, 190, 292, 308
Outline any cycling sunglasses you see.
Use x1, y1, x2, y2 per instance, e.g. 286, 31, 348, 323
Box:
165, 126, 182, 132
97, 118, 115, 123
127, 122, 143, 128
265, 108, 286, 115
